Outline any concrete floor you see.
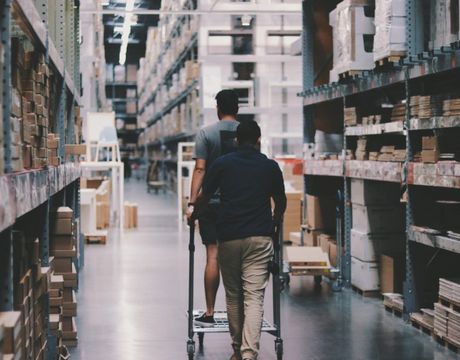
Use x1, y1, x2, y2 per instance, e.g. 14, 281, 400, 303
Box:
71, 181, 457, 360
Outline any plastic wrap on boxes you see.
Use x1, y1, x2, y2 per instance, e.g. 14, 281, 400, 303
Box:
0, 175, 16, 231
304, 159, 344, 177
409, 162, 460, 188
430, 0, 460, 49
346, 160, 403, 182
373, 0, 406, 61
330, 0, 375, 81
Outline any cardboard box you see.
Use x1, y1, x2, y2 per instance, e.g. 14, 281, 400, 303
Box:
329, 240, 338, 267
54, 218, 72, 235
306, 195, 336, 230
51, 235, 74, 251
319, 234, 333, 254
53, 258, 73, 274
351, 257, 380, 291
421, 149, 439, 163
65, 144, 86, 155
0, 311, 22, 354
380, 254, 404, 293
303, 227, 322, 247
422, 136, 438, 150
56, 207, 73, 218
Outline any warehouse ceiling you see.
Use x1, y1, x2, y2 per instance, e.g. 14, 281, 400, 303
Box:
103, 0, 161, 65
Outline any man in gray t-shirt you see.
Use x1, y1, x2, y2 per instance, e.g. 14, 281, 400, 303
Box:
187, 89, 239, 327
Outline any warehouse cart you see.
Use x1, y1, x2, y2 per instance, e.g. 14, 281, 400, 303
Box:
283, 190, 344, 292
186, 223, 284, 360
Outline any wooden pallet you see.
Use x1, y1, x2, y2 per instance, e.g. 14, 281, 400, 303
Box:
85, 233, 107, 245
384, 305, 403, 318
352, 285, 381, 298
338, 70, 364, 80
434, 333, 460, 354
375, 53, 405, 67
410, 313, 434, 336
439, 296, 460, 313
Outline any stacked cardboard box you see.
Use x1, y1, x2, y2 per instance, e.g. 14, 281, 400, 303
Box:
282, 192, 302, 242
47, 133, 60, 166
95, 180, 111, 230
329, 0, 375, 81
51, 207, 78, 348
421, 135, 440, 163
0, 312, 22, 359
344, 107, 359, 127
124, 202, 138, 229
304, 195, 335, 248
10, 232, 51, 360
350, 179, 404, 292
355, 138, 368, 161
373, 0, 406, 62
434, 278, 460, 345
430, 0, 460, 50
318, 233, 339, 267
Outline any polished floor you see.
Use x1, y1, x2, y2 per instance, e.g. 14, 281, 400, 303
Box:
71, 181, 457, 360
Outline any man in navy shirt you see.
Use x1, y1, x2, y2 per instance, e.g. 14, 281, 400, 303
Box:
194, 120, 287, 360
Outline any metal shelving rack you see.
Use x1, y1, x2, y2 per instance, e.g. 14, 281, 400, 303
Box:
105, 66, 139, 158
138, 0, 199, 186
0, 0, 81, 358
300, 0, 460, 314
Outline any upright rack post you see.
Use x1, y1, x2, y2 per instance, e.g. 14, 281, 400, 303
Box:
2, 0, 12, 173
0, 229, 14, 311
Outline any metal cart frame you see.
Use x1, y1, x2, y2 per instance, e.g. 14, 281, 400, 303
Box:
186, 223, 284, 359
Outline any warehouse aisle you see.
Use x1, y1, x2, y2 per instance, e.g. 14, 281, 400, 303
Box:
72, 181, 457, 360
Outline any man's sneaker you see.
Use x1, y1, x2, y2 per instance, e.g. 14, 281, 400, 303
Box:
194, 313, 215, 327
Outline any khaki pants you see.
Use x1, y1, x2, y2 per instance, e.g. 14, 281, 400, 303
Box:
218, 236, 274, 360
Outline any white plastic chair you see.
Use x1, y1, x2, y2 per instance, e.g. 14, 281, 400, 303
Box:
95, 126, 121, 162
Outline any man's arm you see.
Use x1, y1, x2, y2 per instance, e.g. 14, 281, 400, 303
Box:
192, 159, 223, 218
189, 129, 208, 205
271, 162, 287, 224
189, 159, 206, 204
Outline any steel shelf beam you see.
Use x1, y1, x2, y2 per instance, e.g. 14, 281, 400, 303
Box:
300, 49, 460, 107
408, 227, 460, 255
0, 163, 81, 233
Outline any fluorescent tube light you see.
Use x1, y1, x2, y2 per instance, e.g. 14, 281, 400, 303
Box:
118, 0, 136, 65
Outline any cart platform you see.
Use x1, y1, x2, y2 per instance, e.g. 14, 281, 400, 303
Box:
191, 310, 277, 334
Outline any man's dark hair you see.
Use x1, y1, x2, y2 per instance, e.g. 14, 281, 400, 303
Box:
237, 120, 261, 145
215, 89, 239, 116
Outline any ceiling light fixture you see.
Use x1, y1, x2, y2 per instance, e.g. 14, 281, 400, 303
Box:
118, 0, 136, 65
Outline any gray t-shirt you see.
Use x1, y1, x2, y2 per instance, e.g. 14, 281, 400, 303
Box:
194, 120, 239, 170
194, 120, 239, 202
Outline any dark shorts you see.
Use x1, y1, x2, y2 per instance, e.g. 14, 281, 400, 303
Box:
198, 203, 220, 246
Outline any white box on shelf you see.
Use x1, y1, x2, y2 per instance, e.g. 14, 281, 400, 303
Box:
352, 203, 404, 233
351, 178, 400, 205
350, 228, 404, 262
329, 0, 375, 81
351, 256, 380, 291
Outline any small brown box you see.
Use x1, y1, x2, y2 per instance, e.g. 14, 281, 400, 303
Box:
422, 136, 438, 150
303, 227, 322, 247
380, 254, 404, 293
54, 218, 72, 235
421, 149, 439, 163
51, 235, 74, 251
57, 207, 73, 219
53, 258, 73, 273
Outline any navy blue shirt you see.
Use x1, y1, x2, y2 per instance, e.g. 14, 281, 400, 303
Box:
202, 145, 286, 242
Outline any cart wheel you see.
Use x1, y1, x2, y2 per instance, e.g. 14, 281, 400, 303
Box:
314, 275, 322, 286
198, 333, 204, 347
275, 338, 283, 360
187, 339, 195, 358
